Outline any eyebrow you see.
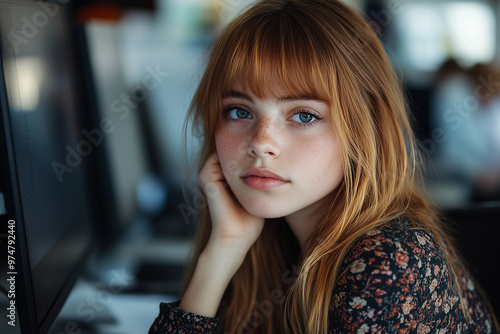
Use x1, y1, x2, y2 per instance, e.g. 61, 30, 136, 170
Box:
222, 90, 326, 104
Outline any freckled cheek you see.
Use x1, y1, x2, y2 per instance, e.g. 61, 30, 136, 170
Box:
290, 137, 328, 161
292, 137, 342, 184
215, 131, 249, 179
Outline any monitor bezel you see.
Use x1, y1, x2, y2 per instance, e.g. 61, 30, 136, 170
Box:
0, 2, 96, 333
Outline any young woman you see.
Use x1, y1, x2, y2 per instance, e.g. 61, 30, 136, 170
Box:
150, 0, 499, 333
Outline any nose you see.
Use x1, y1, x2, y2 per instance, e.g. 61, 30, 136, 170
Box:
247, 118, 280, 158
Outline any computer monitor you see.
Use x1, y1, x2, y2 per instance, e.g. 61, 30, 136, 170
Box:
82, 21, 154, 247
0, 1, 95, 333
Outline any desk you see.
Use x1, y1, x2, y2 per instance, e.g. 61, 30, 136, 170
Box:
50, 280, 176, 334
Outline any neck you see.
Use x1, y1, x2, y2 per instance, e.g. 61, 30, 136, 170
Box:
284, 195, 332, 254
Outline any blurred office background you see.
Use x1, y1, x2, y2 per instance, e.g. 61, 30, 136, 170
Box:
1, 0, 498, 333
55, 0, 500, 331
75, 0, 500, 208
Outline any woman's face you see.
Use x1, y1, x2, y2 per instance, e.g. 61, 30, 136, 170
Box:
215, 81, 344, 220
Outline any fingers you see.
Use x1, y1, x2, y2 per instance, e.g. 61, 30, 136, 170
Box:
197, 153, 265, 252
198, 152, 226, 194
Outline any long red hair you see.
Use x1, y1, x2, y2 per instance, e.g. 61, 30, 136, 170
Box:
180, 0, 497, 332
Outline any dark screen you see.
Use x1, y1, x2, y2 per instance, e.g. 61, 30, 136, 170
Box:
0, 0, 93, 331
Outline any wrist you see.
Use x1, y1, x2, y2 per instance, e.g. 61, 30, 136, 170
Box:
179, 244, 245, 318
200, 241, 247, 274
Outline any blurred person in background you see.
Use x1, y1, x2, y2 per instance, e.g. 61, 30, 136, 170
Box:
430, 59, 500, 205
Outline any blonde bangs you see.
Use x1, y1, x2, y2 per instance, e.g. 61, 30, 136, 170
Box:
212, 7, 336, 108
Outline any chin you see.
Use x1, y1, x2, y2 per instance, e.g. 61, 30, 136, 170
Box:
238, 196, 292, 219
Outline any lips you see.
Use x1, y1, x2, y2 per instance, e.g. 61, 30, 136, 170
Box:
240, 168, 289, 190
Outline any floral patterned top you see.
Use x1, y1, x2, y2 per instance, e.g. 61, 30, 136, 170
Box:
149, 217, 498, 333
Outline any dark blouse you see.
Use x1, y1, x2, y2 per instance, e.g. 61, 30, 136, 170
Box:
149, 217, 498, 333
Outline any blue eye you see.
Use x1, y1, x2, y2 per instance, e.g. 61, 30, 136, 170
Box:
291, 111, 318, 124
225, 107, 252, 120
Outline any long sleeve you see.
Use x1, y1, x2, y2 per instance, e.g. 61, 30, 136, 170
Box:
328, 218, 497, 333
149, 300, 220, 334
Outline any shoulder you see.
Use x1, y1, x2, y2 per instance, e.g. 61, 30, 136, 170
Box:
343, 216, 444, 274
329, 216, 468, 333
336, 216, 446, 292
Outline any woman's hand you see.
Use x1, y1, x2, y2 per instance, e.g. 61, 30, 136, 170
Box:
198, 152, 265, 259
179, 153, 264, 317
